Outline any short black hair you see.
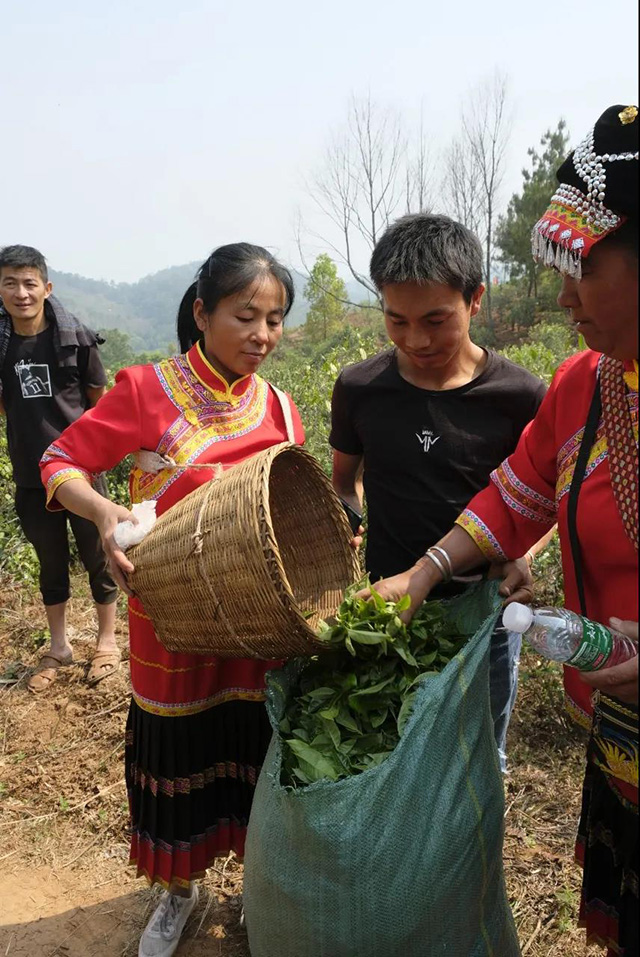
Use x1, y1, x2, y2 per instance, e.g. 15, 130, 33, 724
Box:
177, 243, 295, 353
370, 214, 483, 304
0, 244, 48, 283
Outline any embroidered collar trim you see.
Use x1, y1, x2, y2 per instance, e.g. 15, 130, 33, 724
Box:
186, 341, 253, 404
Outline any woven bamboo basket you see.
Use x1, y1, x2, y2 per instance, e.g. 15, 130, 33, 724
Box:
127, 443, 361, 658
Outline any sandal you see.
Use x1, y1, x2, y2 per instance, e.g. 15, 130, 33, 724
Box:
87, 649, 121, 686
27, 652, 74, 695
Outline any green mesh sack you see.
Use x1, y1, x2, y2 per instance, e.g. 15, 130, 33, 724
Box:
243, 581, 520, 957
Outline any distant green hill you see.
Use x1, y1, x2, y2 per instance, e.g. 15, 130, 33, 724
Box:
50, 262, 313, 351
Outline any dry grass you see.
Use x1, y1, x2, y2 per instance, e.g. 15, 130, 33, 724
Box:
503, 655, 600, 956
0, 573, 602, 956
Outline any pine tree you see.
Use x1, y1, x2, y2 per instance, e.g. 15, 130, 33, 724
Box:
496, 121, 570, 296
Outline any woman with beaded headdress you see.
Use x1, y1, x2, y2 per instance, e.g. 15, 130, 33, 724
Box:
365, 104, 639, 955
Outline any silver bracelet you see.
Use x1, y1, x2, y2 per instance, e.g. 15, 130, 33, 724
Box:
430, 545, 453, 580
424, 548, 452, 583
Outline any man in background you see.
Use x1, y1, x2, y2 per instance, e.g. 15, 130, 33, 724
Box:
0, 244, 119, 693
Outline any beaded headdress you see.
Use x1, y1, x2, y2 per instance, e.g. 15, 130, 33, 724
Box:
532, 104, 638, 278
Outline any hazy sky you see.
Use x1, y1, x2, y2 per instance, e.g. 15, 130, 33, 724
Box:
2, 0, 637, 283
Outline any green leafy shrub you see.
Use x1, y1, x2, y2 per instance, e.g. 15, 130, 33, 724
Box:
502, 321, 578, 384
0, 435, 40, 586
1, 315, 576, 599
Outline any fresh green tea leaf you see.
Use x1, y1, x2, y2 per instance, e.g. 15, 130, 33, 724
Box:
286, 740, 342, 782
280, 578, 468, 789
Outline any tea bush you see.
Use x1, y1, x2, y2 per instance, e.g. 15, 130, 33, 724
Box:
0, 319, 577, 596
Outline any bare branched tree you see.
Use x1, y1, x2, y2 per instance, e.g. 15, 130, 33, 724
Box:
301, 95, 433, 303
443, 136, 483, 236
404, 111, 433, 215
461, 73, 511, 336
350, 96, 405, 250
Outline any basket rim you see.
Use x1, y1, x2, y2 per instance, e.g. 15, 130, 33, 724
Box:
126, 441, 361, 656
254, 442, 360, 646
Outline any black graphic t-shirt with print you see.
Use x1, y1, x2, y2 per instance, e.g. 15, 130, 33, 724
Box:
1, 323, 107, 487
330, 348, 547, 583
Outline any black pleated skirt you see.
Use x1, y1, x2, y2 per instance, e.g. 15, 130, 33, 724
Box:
577, 710, 639, 957
125, 697, 273, 889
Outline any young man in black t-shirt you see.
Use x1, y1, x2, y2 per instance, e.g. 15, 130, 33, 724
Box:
0, 245, 118, 694
331, 214, 549, 771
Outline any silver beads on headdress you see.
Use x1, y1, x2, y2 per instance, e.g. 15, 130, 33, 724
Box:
570, 125, 638, 232
531, 105, 638, 277
531, 217, 585, 279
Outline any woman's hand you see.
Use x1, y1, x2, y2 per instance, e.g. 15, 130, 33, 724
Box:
488, 556, 535, 606
349, 524, 365, 551
358, 557, 440, 622
580, 619, 639, 704
94, 501, 139, 596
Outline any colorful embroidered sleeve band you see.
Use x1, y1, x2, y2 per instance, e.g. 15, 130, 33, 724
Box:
455, 510, 507, 561
490, 459, 557, 524
44, 467, 94, 506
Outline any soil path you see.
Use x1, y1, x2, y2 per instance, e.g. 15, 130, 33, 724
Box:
0, 578, 597, 957
0, 865, 249, 957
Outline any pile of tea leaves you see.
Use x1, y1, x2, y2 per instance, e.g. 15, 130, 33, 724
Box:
280, 584, 468, 788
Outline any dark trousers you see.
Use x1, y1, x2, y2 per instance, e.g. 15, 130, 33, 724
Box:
14, 486, 117, 607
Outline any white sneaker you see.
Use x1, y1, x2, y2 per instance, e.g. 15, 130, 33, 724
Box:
138, 884, 199, 957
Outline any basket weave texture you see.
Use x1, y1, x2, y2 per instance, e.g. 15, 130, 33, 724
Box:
127, 443, 361, 658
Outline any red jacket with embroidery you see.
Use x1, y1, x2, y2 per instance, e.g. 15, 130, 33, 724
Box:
456, 350, 638, 727
40, 342, 305, 716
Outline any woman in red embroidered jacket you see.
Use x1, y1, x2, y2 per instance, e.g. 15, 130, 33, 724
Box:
40, 244, 305, 957
367, 106, 639, 956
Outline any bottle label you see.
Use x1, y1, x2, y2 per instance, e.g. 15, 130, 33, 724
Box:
567, 619, 613, 671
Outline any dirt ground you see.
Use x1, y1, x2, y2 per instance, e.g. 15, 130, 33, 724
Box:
0, 575, 601, 957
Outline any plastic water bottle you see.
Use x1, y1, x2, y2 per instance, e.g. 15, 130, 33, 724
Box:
502, 603, 638, 671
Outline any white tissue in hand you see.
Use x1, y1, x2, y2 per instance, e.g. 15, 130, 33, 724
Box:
113, 500, 157, 550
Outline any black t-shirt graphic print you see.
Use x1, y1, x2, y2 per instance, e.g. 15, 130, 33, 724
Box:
14, 358, 53, 399
1, 324, 106, 487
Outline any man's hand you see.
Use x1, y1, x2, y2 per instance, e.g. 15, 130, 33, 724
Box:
580, 619, 639, 704
357, 557, 439, 622
488, 556, 535, 606
94, 501, 139, 596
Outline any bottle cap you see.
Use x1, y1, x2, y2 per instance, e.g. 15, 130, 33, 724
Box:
502, 602, 534, 634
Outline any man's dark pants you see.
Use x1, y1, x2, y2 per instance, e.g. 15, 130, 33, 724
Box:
14, 486, 117, 606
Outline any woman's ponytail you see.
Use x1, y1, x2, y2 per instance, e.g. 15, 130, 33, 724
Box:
176, 281, 201, 353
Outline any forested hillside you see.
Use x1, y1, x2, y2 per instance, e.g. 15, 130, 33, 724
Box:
48, 264, 351, 352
